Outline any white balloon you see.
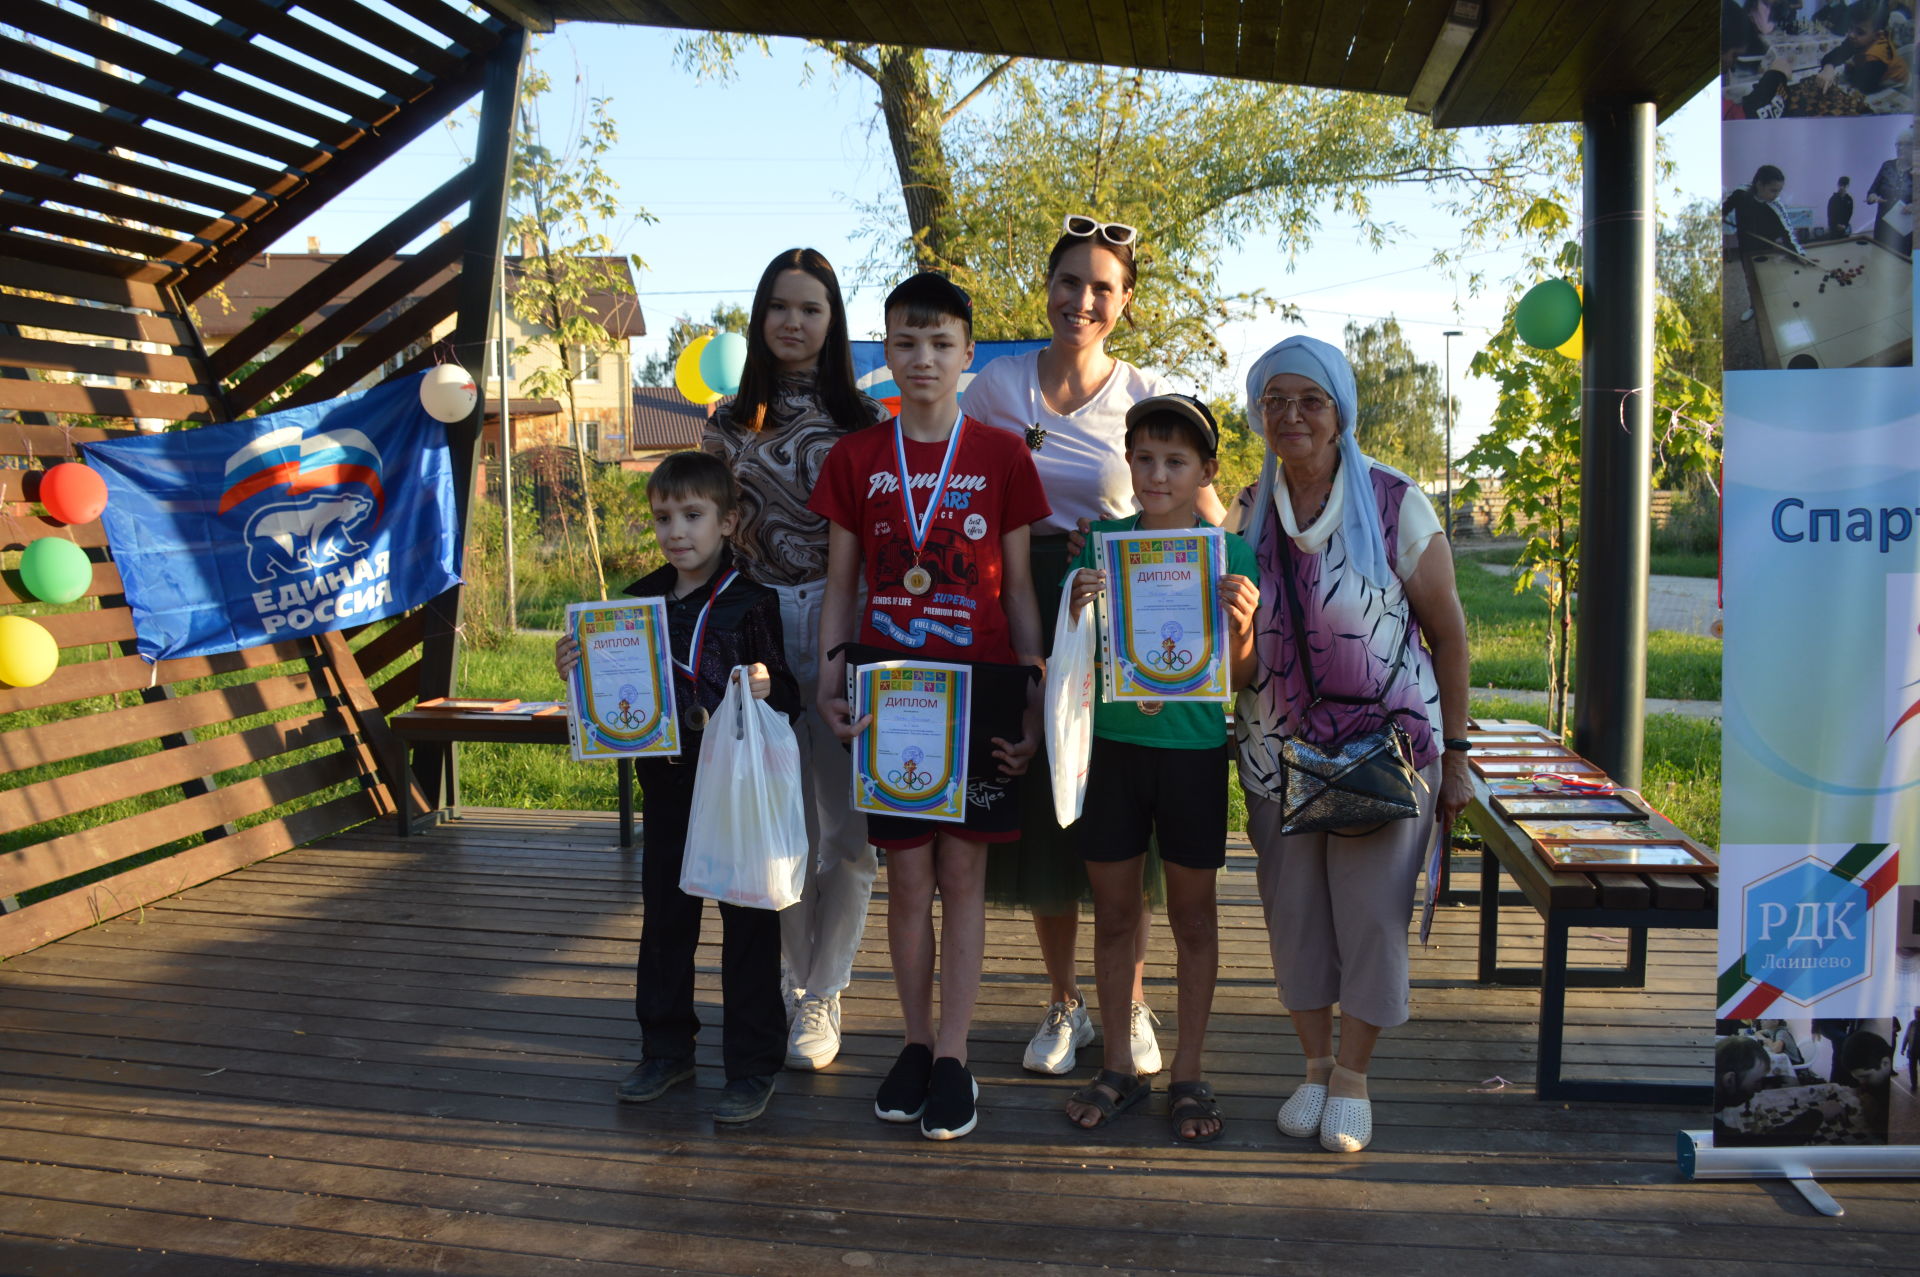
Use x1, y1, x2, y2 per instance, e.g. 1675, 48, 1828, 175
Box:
419, 364, 477, 423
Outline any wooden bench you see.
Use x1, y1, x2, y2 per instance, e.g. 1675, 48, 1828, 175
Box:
1460, 719, 1716, 1106
389, 699, 636, 848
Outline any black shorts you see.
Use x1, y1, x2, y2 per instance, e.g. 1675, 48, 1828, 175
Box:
838, 642, 1037, 851
1075, 737, 1230, 870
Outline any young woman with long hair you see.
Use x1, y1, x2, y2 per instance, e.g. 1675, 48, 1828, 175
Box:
704, 247, 885, 1073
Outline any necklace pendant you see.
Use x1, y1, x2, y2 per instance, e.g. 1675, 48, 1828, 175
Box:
1025, 423, 1047, 451
903, 564, 934, 596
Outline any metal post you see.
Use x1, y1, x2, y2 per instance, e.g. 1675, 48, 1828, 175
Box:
498, 264, 517, 631
1574, 100, 1655, 789
1443, 329, 1462, 538
413, 24, 528, 817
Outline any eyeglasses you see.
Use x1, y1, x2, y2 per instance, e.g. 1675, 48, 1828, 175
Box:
1258, 392, 1334, 418
1063, 214, 1137, 246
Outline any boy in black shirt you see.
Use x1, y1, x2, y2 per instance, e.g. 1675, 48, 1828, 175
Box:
1829, 175, 1854, 235
557, 450, 801, 1123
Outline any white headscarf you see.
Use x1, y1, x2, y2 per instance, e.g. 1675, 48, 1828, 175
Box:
1241, 335, 1392, 589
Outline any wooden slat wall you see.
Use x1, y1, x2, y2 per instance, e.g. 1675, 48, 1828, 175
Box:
0, 1, 519, 959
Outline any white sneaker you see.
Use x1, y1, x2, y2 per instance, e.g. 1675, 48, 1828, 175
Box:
1129, 1001, 1163, 1076
786, 993, 841, 1070
1022, 998, 1093, 1074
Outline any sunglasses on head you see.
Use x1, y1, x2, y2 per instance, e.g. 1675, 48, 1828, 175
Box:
1062, 214, 1138, 246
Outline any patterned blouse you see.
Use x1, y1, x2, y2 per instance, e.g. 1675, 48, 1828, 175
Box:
1230, 464, 1443, 804
703, 370, 883, 587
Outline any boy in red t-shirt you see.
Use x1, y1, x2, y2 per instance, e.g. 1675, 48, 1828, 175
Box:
810, 272, 1049, 1140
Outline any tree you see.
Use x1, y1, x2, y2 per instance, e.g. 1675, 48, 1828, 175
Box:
507, 63, 652, 600
678, 46, 1569, 375
1656, 198, 1724, 406
1343, 317, 1447, 483
938, 65, 1563, 376
679, 37, 1013, 269
1457, 237, 1725, 732
636, 303, 749, 386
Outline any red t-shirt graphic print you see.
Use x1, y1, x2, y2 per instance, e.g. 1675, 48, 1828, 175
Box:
811, 415, 1049, 663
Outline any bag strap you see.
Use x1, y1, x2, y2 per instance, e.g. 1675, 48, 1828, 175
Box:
1273, 513, 1418, 718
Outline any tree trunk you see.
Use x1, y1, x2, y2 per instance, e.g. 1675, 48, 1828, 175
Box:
875, 48, 963, 271
566, 381, 609, 603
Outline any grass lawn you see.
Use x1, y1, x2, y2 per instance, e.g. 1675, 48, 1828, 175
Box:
453, 629, 1722, 847
1453, 550, 1722, 700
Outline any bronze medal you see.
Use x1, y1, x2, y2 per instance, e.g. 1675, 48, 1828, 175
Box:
1138, 701, 1164, 717
903, 564, 933, 596
686, 704, 709, 732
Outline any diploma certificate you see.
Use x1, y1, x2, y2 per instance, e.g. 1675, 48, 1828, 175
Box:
1098, 527, 1230, 702
852, 660, 970, 822
564, 598, 680, 761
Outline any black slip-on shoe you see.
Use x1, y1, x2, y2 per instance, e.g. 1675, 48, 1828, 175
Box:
617, 1056, 695, 1103
712, 1074, 776, 1124
875, 1042, 935, 1123
920, 1056, 979, 1141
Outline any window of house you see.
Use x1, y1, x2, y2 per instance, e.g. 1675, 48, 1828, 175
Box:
584, 419, 601, 453
575, 346, 602, 383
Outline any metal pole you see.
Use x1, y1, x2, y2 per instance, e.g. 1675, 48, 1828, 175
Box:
1574, 99, 1655, 788
1443, 329, 1462, 539
498, 265, 517, 631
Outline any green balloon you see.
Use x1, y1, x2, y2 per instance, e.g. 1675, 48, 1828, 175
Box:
19, 537, 92, 604
1514, 279, 1583, 349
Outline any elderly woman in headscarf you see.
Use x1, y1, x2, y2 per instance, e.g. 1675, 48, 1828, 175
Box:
1227, 335, 1472, 1153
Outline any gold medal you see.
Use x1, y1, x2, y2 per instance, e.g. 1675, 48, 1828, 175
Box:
903, 564, 933, 596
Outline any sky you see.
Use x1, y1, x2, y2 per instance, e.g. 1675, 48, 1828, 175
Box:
278, 24, 1723, 454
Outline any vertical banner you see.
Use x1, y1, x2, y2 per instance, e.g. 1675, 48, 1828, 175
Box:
1718, 2, 1920, 1150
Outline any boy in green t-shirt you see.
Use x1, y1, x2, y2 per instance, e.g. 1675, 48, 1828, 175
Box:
1060, 393, 1259, 1143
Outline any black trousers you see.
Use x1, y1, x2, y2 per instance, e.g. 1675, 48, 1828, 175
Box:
634, 761, 786, 1081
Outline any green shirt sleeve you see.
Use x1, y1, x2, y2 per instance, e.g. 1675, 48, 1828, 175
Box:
1224, 529, 1258, 582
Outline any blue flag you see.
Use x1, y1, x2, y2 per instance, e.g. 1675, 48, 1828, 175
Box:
851, 339, 1046, 414
88, 373, 462, 663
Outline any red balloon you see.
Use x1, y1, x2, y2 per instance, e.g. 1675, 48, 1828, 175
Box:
39, 463, 108, 524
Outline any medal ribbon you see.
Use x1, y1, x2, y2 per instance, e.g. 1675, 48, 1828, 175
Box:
672, 569, 738, 683
893, 412, 967, 559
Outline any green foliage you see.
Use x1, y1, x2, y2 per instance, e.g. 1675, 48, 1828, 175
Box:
677, 42, 1574, 378
1209, 394, 1263, 512
940, 67, 1570, 376
636, 303, 750, 386
1344, 317, 1447, 483
1452, 549, 1721, 700
1657, 197, 1725, 389
507, 58, 655, 600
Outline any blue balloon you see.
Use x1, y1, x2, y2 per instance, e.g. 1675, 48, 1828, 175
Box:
699, 331, 748, 396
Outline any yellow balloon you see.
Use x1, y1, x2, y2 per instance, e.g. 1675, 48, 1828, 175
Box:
1556, 286, 1583, 360
0, 614, 59, 688
675, 334, 721, 405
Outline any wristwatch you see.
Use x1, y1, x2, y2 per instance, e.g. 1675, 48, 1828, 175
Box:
1443, 738, 1473, 752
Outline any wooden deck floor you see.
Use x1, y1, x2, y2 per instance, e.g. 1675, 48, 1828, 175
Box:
1, 809, 1914, 1275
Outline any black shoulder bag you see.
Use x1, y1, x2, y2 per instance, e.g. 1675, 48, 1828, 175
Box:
1273, 531, 1424, 836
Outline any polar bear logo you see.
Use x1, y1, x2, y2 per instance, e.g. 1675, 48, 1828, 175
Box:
244, 492, 377, 583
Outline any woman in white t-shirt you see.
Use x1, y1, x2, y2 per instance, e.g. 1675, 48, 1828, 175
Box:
962, 216, 1225, 1082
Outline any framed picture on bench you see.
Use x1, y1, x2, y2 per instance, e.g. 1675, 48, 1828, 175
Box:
1533, 837, 1716, 874
1515, 817, 1664, 842
1468, 745, 1579, 759
1472, 757, 1606, 780
1490, 792, 1651, 822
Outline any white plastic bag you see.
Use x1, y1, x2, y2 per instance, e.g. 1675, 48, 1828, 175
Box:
1043, 571, 1097, 827
680, 666, 808, 910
